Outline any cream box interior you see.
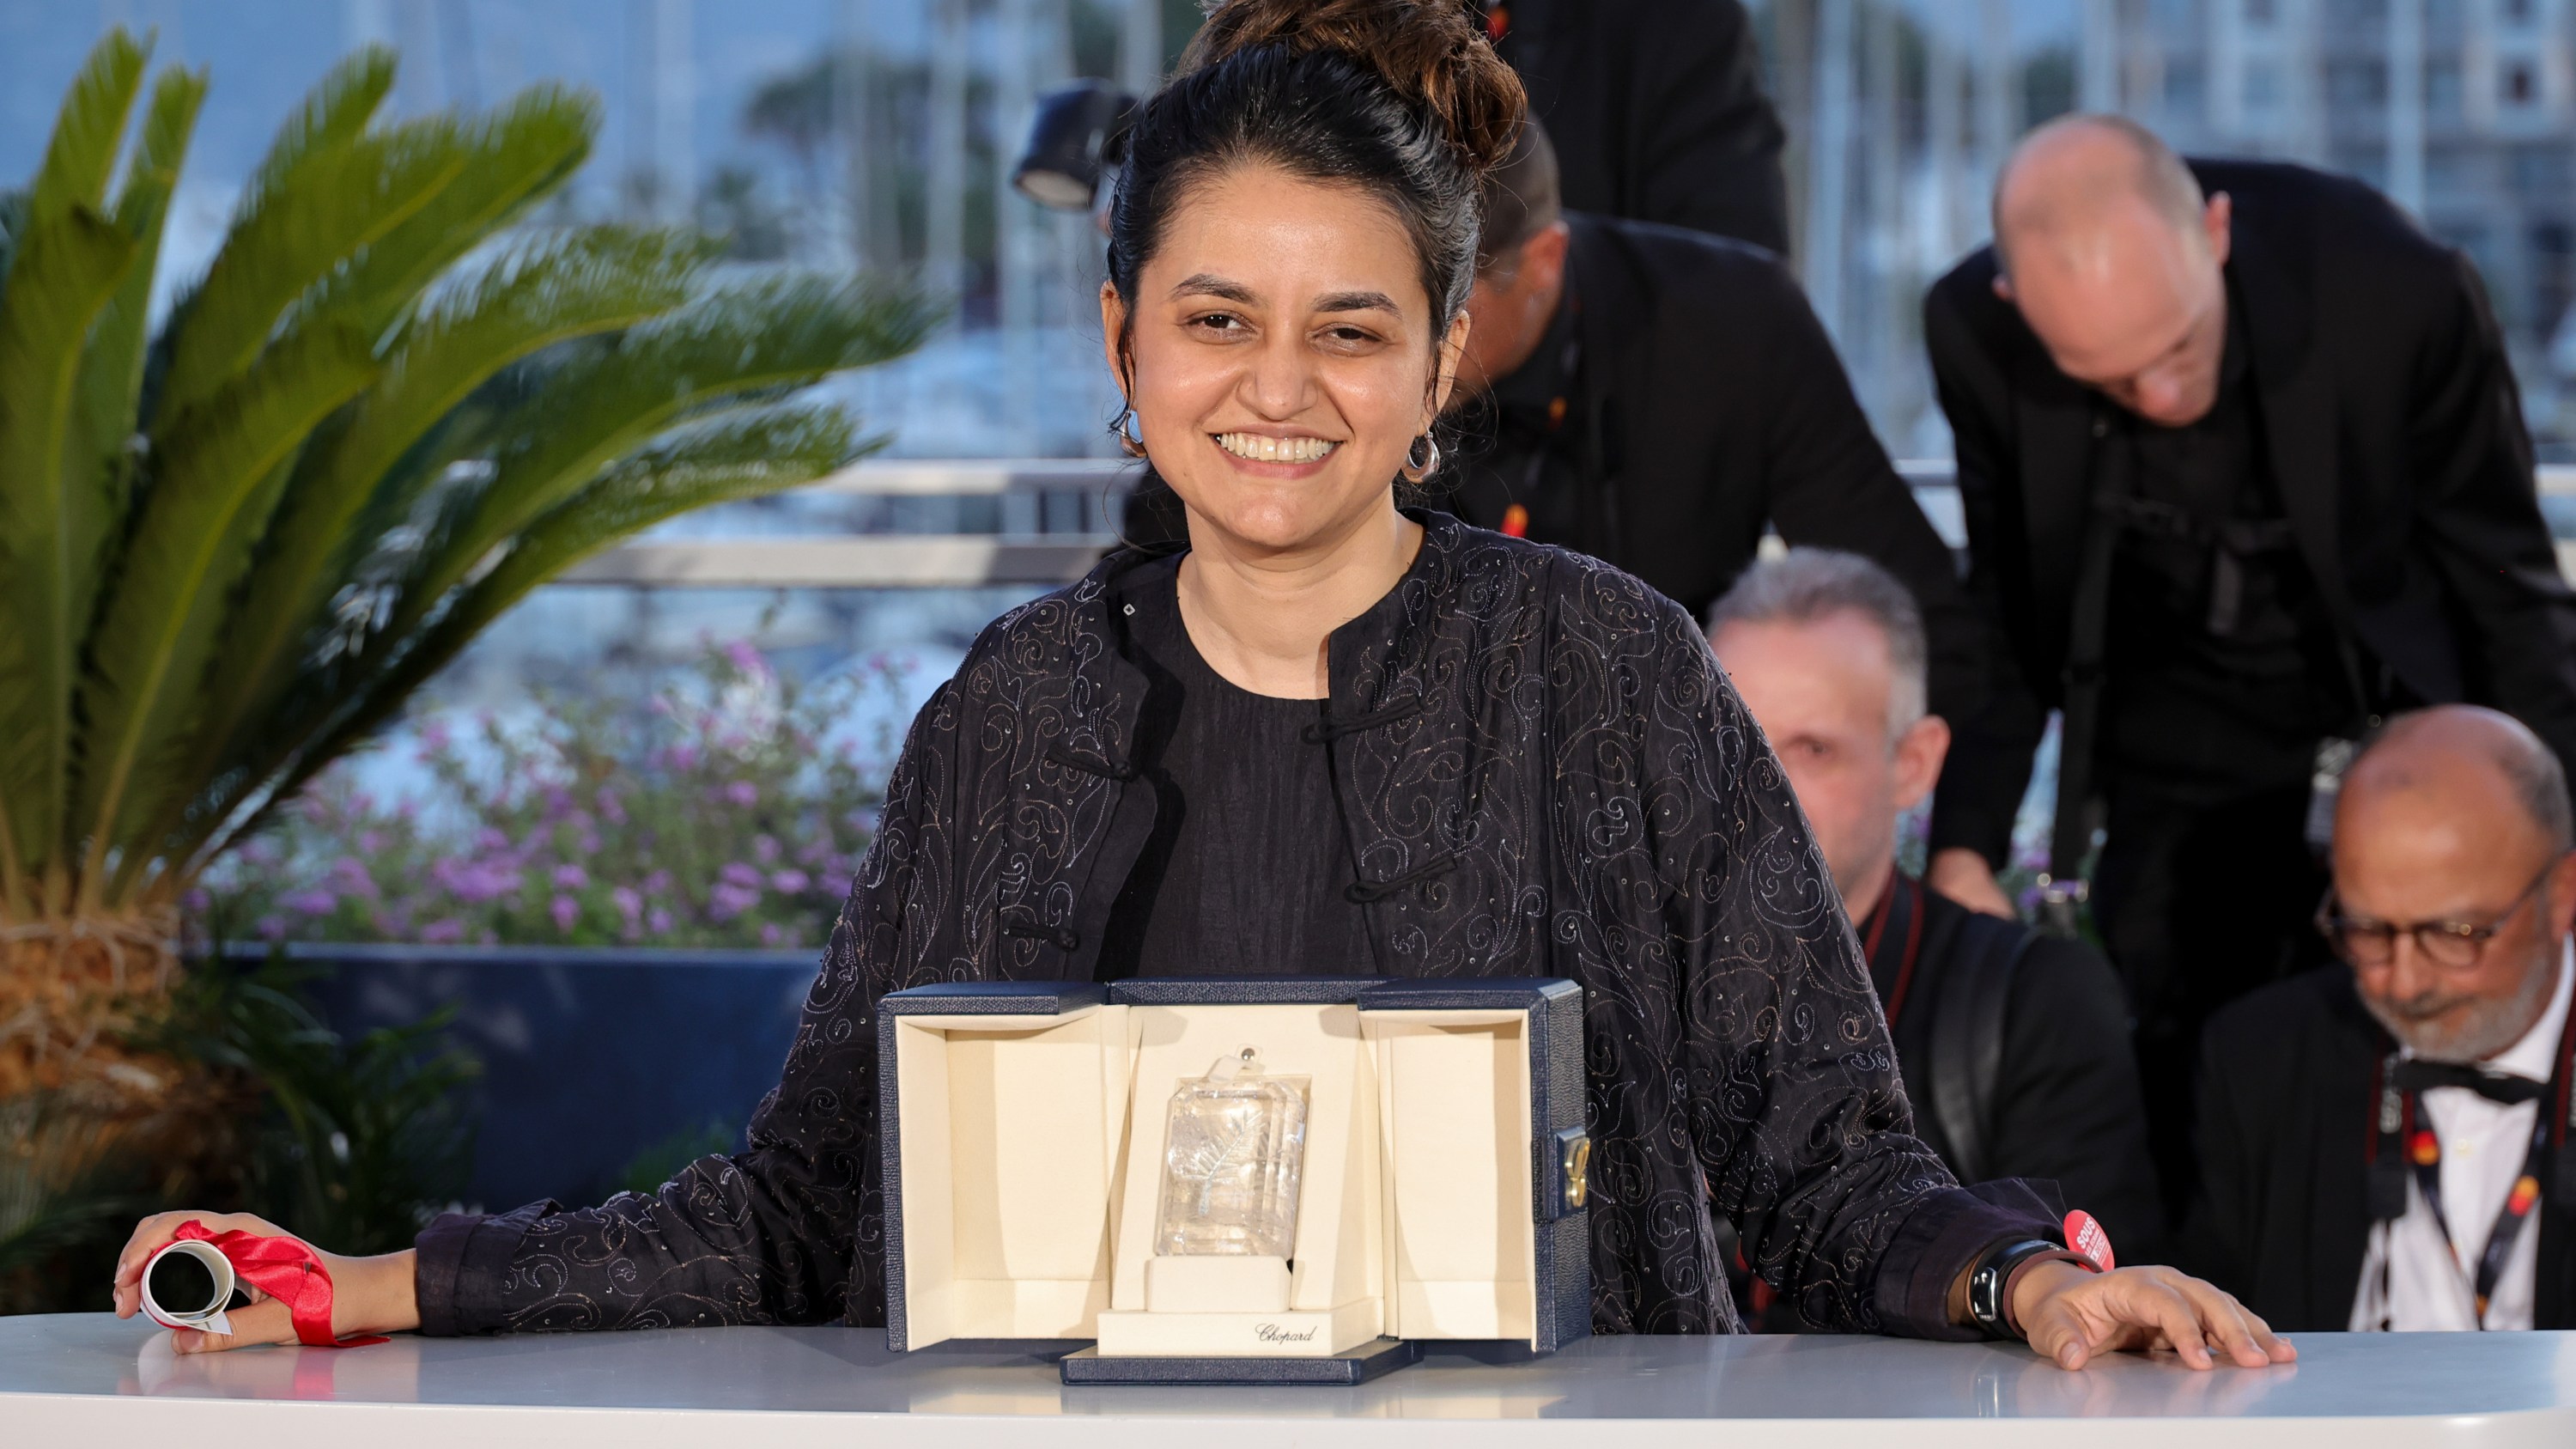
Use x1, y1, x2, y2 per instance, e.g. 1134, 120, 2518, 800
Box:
879, 980, 1589, 1361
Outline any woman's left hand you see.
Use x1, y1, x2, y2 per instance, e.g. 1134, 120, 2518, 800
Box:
2012, 1261, 2298, 1371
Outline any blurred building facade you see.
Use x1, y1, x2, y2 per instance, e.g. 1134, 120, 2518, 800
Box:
27, 2, 2576, 457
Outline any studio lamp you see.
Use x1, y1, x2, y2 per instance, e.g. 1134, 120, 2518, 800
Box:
1012, 79, 1138, 211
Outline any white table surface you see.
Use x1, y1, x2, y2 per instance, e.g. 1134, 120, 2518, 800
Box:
6, 1313, 2573, 1447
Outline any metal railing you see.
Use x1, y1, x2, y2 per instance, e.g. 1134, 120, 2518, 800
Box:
557, 459, 2576, 590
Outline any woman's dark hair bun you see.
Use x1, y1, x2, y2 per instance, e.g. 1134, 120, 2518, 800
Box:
1180, 0, 1525, 177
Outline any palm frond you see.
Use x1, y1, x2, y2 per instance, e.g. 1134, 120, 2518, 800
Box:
299, 86, 600, 346
335, 224, 715, 538
150, 119, 465, 427
236, 46, 395, 221
0, 32, 155, 906
184, 225, 711, 819
77, 67, 207, 551
197, 404, 866, 867
73, 321, 380, 901
23, 30, 146, 223
0, 207, 140, 904
464, 403, 865, 625
389, 272, 933, 636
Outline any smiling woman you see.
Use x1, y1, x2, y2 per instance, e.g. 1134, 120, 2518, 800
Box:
120, 0, 2290, 1377
1093, 0, 1514, 698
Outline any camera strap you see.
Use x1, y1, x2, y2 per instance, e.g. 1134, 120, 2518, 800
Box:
2043, 412, 2131, 935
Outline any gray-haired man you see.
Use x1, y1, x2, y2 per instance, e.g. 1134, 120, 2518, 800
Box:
1710, 550, 2165, 1309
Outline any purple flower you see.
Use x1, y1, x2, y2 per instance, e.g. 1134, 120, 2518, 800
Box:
551, 894, 580, 932
643, 869, 673, 895
720, 861, 763, 889
596, 786, 628, 825
648, 906, 674, 935
182, 888, 211, 913
724, 640, 768, 677
283, 888, 339, 916
475, 827, 510, 853
754, 833, 781, 864
664, 744, 700, 772
709, 881, 762, 919
328, 857, 380, 900
419, 718, 453, 755
612, 886, 643, 922
761, 922, 784, 947
769, 869, 810, 894
724, 780, 758, 808
554, 863, 590, 890
420, 918, 466, 944
432, 856, 523, 904
257, 914, 288, 941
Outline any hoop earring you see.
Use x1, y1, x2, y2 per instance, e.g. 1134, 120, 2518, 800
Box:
1110, 405, 1148, 460
1400, 433, 1442, 484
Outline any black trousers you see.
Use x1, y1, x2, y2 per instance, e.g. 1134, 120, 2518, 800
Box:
2090, 776, 2334, 1221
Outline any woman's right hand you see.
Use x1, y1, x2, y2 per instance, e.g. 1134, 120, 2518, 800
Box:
112, 1211, 422, 1353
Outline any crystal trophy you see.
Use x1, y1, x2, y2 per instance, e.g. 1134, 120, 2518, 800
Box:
1155, 1047, 1309, 1257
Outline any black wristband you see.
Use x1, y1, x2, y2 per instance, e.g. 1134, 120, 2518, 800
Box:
1967, 1238, 2067, 1341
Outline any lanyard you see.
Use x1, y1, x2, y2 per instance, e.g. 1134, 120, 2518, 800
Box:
1864, 872, 1928, 1026
1499, 315, 1584, 543
2366, 1000, 2576, 1329
2392, 1094, 2549, 1327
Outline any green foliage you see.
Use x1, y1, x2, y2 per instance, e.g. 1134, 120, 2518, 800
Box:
0, 31, 936, 924
0, 956, 479, 1312
146, 957, 479, 1256
0, 1093, 155, 1308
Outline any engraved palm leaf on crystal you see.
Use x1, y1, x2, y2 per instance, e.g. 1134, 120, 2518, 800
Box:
1155, 1049, 1309, 1257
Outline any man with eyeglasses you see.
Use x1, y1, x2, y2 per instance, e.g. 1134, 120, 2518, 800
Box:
2181, 706, 2576, 1330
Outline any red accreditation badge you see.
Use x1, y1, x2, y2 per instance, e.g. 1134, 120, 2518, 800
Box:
2064, 1209, 2116, 1271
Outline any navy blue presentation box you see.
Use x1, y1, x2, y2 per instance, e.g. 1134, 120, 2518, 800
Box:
877, 977, 1589, 1385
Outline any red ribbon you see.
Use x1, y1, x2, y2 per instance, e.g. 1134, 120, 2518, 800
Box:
173, 1220, 387, 1348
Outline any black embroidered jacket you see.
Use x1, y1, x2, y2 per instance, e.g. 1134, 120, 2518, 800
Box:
415, 513, 2049, 1339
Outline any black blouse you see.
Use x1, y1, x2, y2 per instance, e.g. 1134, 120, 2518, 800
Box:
1095, 557, 1375, 979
